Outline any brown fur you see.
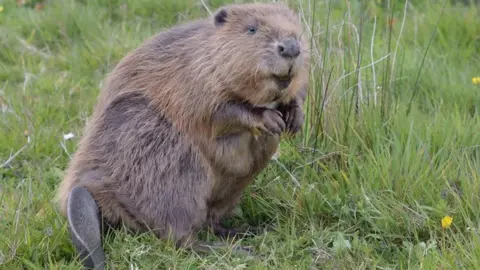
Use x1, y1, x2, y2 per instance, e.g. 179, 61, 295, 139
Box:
57, 3, 310, 248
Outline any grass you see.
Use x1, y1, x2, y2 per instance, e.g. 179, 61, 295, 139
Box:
0, 0, 479, 269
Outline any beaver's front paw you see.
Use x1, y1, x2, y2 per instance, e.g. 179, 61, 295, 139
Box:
253, 109, 285, 136
282, 105, 304, 135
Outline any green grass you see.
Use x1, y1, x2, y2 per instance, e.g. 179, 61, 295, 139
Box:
1, 0, 479, 269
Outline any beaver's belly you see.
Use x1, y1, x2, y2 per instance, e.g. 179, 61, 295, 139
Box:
209, 131, 280, 178
206, 131, 279, 206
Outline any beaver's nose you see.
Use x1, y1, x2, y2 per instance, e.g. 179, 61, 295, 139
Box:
278, 38, 300, 58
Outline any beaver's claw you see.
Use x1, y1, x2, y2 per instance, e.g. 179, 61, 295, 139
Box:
254, 109, 285, 136
283, 105, 304, 135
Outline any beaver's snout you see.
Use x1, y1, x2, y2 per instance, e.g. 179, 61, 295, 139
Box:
277, 38, 300, 58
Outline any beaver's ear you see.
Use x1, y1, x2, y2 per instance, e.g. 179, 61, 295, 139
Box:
214, 8, 228, 27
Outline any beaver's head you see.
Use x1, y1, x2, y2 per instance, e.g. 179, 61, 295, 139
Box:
211, 3, 310, 107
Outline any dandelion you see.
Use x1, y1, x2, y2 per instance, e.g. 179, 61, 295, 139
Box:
0, 6, 4, 13
472, 77, 480, 85
441, 215, 453, 229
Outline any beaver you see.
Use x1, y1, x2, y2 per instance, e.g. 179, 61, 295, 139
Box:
56, 2, 310, 269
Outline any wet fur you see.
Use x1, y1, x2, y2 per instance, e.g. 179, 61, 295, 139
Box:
57, 2, 310, 264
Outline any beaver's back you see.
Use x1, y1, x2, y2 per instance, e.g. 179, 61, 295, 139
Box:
56, 19, 217, 217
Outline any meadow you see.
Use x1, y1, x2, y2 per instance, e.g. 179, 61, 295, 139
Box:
0, 0, 479, 269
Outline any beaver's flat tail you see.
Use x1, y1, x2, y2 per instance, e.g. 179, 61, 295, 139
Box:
67, 186, 106, 270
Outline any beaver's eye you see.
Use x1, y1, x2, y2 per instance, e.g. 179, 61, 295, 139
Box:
247, 26, 257, 35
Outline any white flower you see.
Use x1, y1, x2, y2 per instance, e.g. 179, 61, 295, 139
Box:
63, 132, 75, 140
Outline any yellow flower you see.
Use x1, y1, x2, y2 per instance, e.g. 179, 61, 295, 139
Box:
441, 216, 453, 229
473, 77, 480, 85
0, 6, 4, 13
